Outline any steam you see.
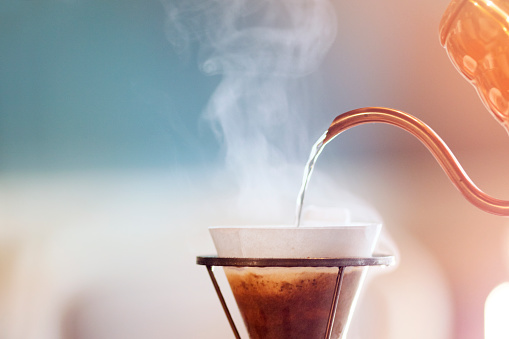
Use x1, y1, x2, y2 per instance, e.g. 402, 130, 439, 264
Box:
162, 0, 337, 76
162, 0, 337, 220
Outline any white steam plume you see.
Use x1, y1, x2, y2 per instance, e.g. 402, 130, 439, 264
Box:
162, 0, 337, 220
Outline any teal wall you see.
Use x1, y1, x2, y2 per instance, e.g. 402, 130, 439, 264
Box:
0, 0, 220, 172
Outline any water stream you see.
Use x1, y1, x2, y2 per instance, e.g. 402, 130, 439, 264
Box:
295, 131, 327, 227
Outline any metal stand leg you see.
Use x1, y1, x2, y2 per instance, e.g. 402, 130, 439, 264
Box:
206, 266, 241, 339
324, 267, 345, 339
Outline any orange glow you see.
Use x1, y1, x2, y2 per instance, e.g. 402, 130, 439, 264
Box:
440, 0, 509, 132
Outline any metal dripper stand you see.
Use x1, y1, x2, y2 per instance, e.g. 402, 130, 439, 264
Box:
196, 255, 395, 339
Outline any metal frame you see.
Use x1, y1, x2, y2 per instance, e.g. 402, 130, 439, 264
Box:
196, 255, 394, 339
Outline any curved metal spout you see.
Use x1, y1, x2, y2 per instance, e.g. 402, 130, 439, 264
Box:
324, 107, 509, 216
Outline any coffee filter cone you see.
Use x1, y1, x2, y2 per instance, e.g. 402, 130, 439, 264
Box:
209, 224, 381, 259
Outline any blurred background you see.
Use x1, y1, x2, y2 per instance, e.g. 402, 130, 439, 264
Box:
2, 0, 509, 338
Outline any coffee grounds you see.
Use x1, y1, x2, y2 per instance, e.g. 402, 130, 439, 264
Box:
225, 267, 361, 339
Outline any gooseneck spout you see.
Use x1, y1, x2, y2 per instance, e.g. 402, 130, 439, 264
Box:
324, 107, 509, 216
